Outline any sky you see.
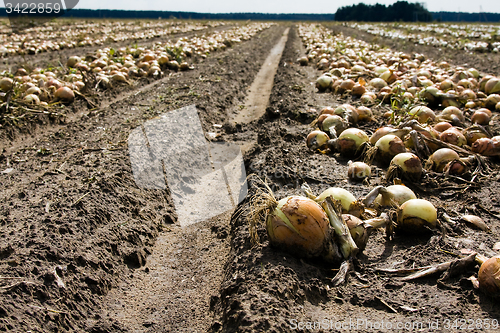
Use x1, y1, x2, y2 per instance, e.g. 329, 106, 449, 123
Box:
77, 0, 500, 14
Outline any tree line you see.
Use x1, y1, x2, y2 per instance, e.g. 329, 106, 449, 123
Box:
1, 7, 500, 22
334, 1, 433, 22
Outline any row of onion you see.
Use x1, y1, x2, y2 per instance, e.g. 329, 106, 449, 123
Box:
259, 23, 500, 296
0, 23, 274, 106
0, 20, 225, 57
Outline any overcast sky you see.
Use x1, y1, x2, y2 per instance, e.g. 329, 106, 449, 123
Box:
77, 0, 500, 14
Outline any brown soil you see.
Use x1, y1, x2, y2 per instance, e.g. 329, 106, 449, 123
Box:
1, 22, 500, 333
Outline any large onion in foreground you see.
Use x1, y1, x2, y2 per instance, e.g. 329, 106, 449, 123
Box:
266, 196, 330, 258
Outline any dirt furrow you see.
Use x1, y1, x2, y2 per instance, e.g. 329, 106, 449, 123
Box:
0, 24, 286, 332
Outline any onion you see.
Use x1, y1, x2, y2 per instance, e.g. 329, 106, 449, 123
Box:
356, 106, 373, 122
168, 60, 180, 71
369, 127, 398, 145
54, 87, 75, 103
316, 74, 333, 92
351, 83, 366, 96
439, 106, 464, 124
306, 130, 329, 150
66, 56, 81, 68
375, 185, 416, 207
433, 122, 452, 133
266, 196, 330, 258
180, 62, 192, 71
298, 56, 308, 66
478, 255, 500, 298
463, 126, 489, 145
112, 73, 128, 83
419, 86, 441, 105
471, 136, 500, 156
330, 128, 369, 156
24, 94, 40, 104
343, 213, 390, 250
439, 127, 466, 147
485, 77, 500, 94
347, 161, 371, 181
360, 92, 376, 104
485, 94, 500, 110
334, 104, 359, 124
302, 184, 363, 217
409, 106, 435, 124
428, 148, 460, 172
0, 77, 14, 92
471, 109, 491, 125
459, 89, 476, 101
337, 79, 355, 93
25, 86, 41, 95
396, 199, 437, 233
439, 79, 454, 91
389, 152, 423, 181
479, 75, 493, 91
369, 78, 387, 90
374, 134, 406, 160
318, 114, 345, 137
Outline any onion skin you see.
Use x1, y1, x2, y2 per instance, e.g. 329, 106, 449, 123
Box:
266, 196, 330, 258
396, 199, 437, 233
460, 215, 490, 232
478, 255, 500, 298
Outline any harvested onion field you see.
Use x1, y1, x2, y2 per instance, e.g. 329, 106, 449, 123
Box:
1, 20, 500, 332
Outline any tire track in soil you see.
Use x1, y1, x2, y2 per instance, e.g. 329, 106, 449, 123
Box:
100, 26, 291, 332
232, 28, 289, 125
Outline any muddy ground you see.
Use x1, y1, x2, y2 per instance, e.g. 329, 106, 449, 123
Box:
1, 22, 500, 333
